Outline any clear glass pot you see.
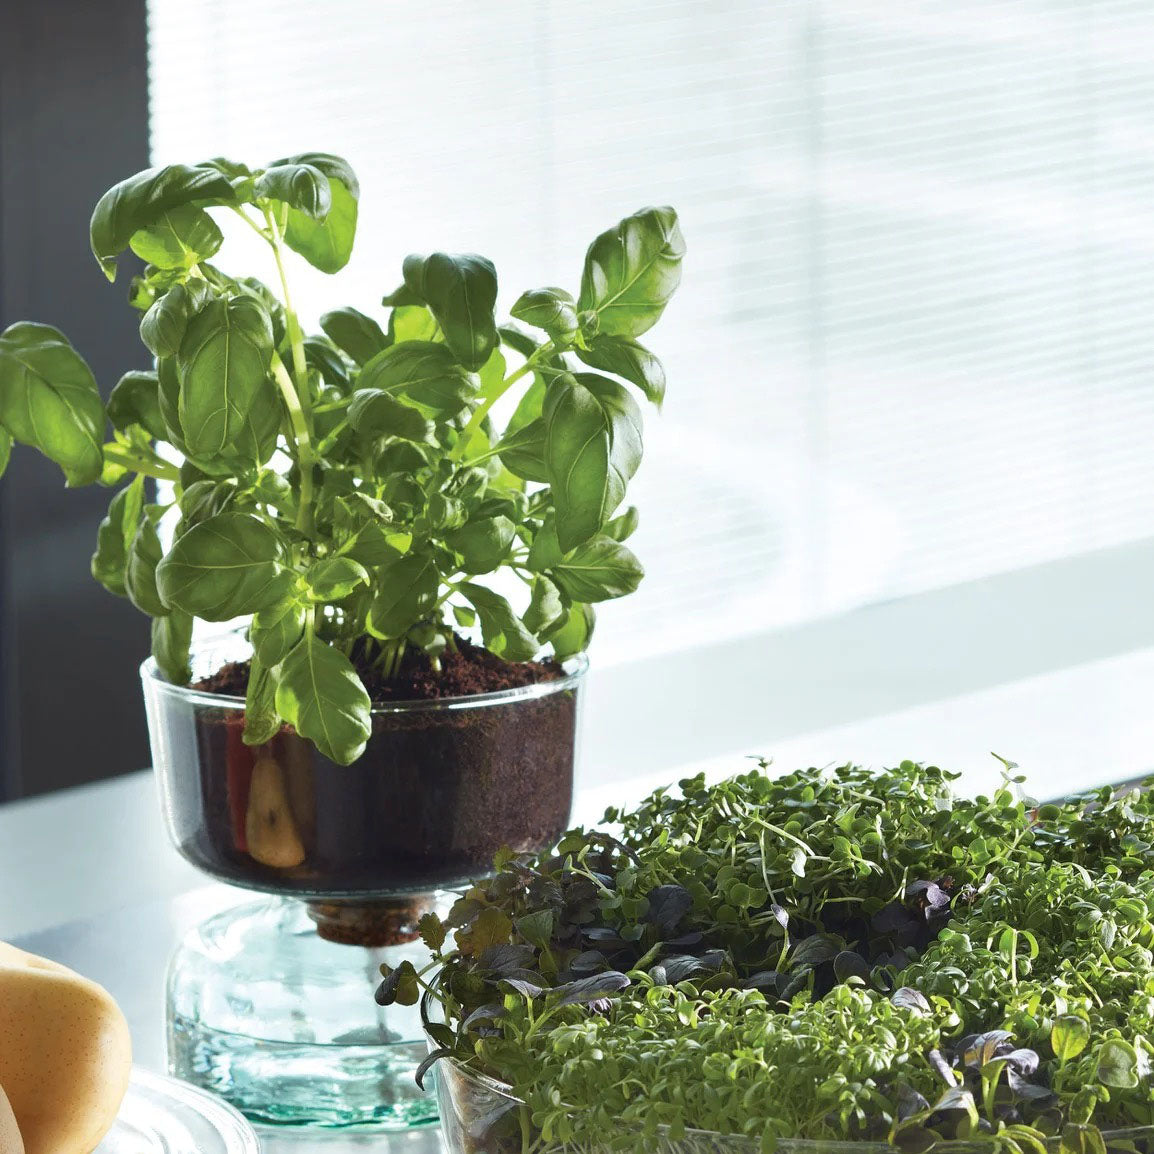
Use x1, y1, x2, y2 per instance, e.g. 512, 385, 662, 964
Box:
144, 637, 585, 1130
434, 1056, 1154, 1154
143, 640, 586, 945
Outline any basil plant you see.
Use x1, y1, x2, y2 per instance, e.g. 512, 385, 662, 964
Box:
0, 153, 684, 764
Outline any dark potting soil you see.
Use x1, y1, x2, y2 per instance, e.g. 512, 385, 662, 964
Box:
194, 635, 564, 702
164, 637, 579, 934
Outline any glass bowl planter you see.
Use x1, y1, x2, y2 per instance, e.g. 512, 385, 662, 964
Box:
435, 1057, 1154, 1154
144, 637, 586, 1130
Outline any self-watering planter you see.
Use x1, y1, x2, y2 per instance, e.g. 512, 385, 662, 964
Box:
148, 640, 585, 1128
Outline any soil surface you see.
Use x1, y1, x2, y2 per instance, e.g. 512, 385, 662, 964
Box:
195, 635, 565, 701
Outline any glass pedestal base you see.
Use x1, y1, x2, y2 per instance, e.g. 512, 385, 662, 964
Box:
166, 896, 440, 1130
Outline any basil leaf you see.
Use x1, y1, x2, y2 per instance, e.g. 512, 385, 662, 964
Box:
510, 287, 578, 340
140, 280, 213, 359
177, 296, 279, 463
402, 252, 498, 370
155, 357, 191, 457
358, 341, 474, 419
0, 322, 105, 486
128, 204, 223, 271
523, 575, 564, 636
151, 608, 193, 684
577, 205, 684, 338
544, 372, 642, 552
603, 505, 639, 542
496, 417, 548, 483
90, 162, 238, 280
388, 304, 439, 344
526, 514, 563, 572
107, 370, 167, 441
459, 582, 538, 662
156, 512, 288, 621
368, 552, 439, 639
275, 634, 372, 765
273, 152, 359, 274
444, 515, 515, 575
255, 161, 332, 219
506, 374, 546, 435
575, 335, 666, 408
125, 512, 169, 617
250, 601, 307, 668
551, 535, 644, 603
243, 654, 281, 746
91, 477, 145, 598
348, 388, 433, 444
543, 602, 594, 660
306, 557, 370, 601
320, 307, 389, 366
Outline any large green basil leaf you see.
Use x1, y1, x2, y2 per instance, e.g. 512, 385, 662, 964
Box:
273, 153, 359, 274
523, 574, 564, 636
0, 322, 105, 486
367, 552, 439, 639
91, 476, 145, 598
275, 635, 372, 764
320, 307, 388, 366
495, 417, 547, 483
358, 341, 474, 419
140, 280, 213, 359
177, 296, 279, 463
550, 534, 644, 602
151, 609, 193, 684
348, 388, 433, 444
510, 287, 578, 340
107, 370, 167, 441
90, 162, 238, 280
459, 583, 539, 662
255, 161, 332, 219
575, 335, 666, 407
577, 206, 684, 338
156, 512, 288, 620
250, 600, 307, 668
125, 512, 170, 616
444, 515, 515, 574
543, 372, 642, 552
542, 602, 595, 660
128, 204, 224, 271
402, 252, 498, 370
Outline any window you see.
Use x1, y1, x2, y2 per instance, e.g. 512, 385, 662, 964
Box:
147, 0, 1154, 670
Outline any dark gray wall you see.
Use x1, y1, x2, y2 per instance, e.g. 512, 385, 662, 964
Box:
0, 0, 152, 797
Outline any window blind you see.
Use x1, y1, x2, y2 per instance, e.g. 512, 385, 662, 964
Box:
147, 0, 1154, 664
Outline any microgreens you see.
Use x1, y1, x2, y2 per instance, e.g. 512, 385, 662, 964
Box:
389, 762, 1154, 1153
0, 154, 684, 763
